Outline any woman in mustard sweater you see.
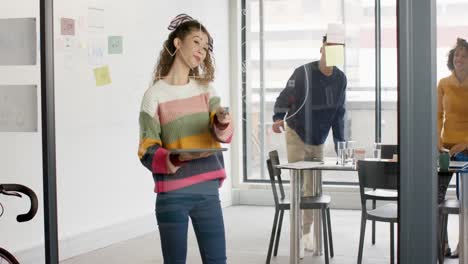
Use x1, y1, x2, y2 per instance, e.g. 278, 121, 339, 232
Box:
438, 37, 468, 258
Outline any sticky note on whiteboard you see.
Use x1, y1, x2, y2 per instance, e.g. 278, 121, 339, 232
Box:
61, 18, 75, 35
108, 36, 123, 54
326, 23, 345, 44
94, 66, 112, 86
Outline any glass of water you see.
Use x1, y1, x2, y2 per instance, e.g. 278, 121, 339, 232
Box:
346, 140, 356, 163
337, 141, 346, 165
373, 142, 382, 160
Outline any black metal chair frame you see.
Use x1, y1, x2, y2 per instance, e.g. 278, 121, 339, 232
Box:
357, 160, 399, 264
266, 150, 334, 264
367, 144, 399, 245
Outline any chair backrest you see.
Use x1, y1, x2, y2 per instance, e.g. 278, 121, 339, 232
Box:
267, 150, 286, 202
381, 144, 398, 159
357, 160, 399, 207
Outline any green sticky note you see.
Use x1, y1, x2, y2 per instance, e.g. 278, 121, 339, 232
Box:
94, 66, 112, 86
108, 36, 123, 54
325, 45, 344, 67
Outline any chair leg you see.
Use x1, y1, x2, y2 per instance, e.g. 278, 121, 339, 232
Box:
357, 212, 367, 264
440, 213, 449, 264
266, 209, 279, 264
273, 209, 284, 257
321, 208, 330, 264
437, 212, 445, 264
326, 207, 334, 258
372, 199, 376, 245
390, 223, 395, 264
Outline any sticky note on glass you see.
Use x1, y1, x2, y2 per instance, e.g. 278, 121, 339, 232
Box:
61, 18, 75, 35
325, 45, 344, 67
326, 23, 345, 44
93, 66, 112, 86
108, 36, 123, 54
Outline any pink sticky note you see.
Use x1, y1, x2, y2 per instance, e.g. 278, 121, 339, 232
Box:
61, 18, 75, 36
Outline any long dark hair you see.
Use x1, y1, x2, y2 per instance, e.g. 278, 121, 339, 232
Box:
152, 20, 215, 85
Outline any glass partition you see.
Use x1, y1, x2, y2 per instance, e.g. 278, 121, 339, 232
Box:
0, 3, 46, 264
242, 0, 398, 183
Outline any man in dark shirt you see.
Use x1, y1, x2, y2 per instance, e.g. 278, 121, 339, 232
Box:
272, 35, 347, 252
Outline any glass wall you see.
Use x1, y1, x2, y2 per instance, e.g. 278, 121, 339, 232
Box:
242, 0, 398, 183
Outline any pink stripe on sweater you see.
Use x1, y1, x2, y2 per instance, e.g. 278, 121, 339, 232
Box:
158, 93, 210, 125
152, 148, 169, 174
155, 169, 226, 193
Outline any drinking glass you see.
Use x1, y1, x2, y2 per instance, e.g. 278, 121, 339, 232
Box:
373, 142, 382, 159
337, 141, 346, 165
346, 140, 356, 163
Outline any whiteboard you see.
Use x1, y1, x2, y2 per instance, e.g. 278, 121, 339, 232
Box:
0, 85, 38, 132
0, 18, 37, 65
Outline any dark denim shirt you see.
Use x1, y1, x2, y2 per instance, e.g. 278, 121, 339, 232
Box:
273, 61, 347, 147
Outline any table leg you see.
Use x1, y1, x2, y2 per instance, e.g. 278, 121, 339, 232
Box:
290, 169, 302, 264
312, 170, 323, 256
460, 173, 468, 264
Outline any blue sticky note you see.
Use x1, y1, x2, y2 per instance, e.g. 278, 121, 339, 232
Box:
108, 36, 123, 54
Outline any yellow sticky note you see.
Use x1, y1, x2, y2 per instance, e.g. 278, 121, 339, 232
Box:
93, 66, 111, 86
325, 45, 345, 67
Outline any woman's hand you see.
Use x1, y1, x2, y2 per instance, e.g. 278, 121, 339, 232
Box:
178, 152, 212, 161
215, 107, 231, 125
449, 143, 468, 156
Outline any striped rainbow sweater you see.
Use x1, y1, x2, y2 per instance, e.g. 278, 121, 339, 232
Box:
138, 78, 233, 193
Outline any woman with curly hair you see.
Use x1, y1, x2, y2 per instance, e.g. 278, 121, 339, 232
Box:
438, 37, 468, 259
138, 14, 232, 264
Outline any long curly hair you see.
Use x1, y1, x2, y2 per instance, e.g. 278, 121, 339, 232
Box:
447, 38, 468, 71
152, 20, 215, 85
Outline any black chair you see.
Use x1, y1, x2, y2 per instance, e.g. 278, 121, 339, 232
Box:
381, 144, 398, 160
366, 144, 399, 245
438, 199, 460, 263
266, 150, 334, 264
357, 160, 399, 264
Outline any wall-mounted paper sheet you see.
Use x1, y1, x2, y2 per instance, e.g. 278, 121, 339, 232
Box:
326, 23, 345, 44
61, 18, 75, 35
88, 7, 105, 30
0, 18, 36, 65
0, 85, 38, 132
88, 37, 105, 65
325, 45, 344, 67
108, 36, 123, 54
94, 66, 112, 86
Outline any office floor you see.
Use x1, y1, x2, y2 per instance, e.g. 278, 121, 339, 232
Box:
61, 206, 459, 264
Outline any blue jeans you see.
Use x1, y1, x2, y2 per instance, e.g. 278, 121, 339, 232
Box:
155, 192, 227, 264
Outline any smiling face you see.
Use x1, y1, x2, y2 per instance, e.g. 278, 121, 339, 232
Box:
174, 29, 209, 69
453, 46, 468, 73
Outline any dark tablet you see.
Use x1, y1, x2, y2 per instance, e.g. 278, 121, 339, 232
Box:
169, 148, 228, 154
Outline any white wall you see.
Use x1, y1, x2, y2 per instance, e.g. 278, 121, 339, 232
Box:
0, 0, 232, 262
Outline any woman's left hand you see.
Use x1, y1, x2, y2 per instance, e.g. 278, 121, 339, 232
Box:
215, 106, 231, 124
449, 143, 468, 156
